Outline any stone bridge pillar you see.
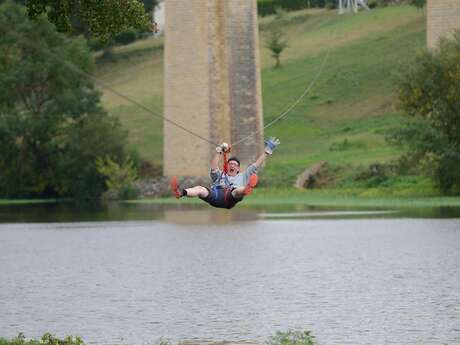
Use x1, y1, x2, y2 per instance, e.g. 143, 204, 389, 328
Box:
427, 0, 460, 49
164, 0, 264, 177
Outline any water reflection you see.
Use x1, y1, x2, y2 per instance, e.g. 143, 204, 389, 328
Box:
164, 207, 258, 225
1, 201, 460, 223
260, 210, 399, 218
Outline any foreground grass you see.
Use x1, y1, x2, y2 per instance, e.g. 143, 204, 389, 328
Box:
1, 331, 318, 345
95, 6, 426, 188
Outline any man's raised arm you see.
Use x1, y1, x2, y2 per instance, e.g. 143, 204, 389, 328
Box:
211, 143, 229, 171
211, 152, 221, 171
253, 137, 280, 168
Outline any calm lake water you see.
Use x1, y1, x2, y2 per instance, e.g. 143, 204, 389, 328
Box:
1, 202, 460, 345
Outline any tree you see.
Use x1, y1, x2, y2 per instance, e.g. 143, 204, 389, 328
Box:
389, 32, 460, 193
140, 0, 159, 17
96, 156, 139, 199
266, 28, 288, 68
410, 0, 425, 9
0, 1, 131, 198
22, 0, 151, 39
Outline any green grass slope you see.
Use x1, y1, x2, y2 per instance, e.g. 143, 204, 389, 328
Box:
94, 5, 426, 187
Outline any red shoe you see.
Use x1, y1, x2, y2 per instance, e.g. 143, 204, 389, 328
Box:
243, 174, 258, 195
171, 176, 181, 199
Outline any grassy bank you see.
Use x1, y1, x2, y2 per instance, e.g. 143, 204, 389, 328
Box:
0, 199, 61, 205
95, 5, 426, 188
3, 188, 460, 209
126, 187, 460, 209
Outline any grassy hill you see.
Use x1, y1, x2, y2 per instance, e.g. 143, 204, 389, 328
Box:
94, 5, 426, 188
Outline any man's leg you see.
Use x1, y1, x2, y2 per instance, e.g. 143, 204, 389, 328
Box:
184, 186, 209, 198
231, 187, 246, 199
171, 177, 209, 199
232, 174, 258, 199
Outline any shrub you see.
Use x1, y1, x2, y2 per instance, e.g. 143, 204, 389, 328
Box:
114, 29, 138, 45
355, 163, 392, 187
118, 184, 140, 200
0, 334, 84, 345
367, 0, 379, 8
391, 32, 460, 193
258, 0, 311, 16
266, 27, 288, 68
410, 0, 425, 8
266, 330, 318, 345
96, 156, 139, 199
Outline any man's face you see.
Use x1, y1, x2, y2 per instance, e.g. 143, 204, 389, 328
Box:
228, 160, 240, 176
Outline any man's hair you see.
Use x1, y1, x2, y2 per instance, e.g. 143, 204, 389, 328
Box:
228, 157, 240, 166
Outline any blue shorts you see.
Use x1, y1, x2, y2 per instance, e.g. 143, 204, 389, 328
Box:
200, 186, 242, 209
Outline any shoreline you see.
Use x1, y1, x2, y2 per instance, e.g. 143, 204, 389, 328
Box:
3, 189, 460, 208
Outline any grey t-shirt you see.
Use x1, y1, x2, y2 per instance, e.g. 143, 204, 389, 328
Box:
210, 164, 258, 189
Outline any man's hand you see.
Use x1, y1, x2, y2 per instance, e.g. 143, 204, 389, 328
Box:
216, 142, 230, 154
264, 137, 280, 155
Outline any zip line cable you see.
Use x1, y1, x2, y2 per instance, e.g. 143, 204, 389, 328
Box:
231, 14, 337, 148
230, 49, 331, 148
2, 20, 334, 149
1, 27, 219, 146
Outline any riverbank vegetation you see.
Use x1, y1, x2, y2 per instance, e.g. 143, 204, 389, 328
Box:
3, 1, 458, 201
96, 5, 433, 197
0, 331, 318, 345
0, 334, 84, 345
127, 188, 460, 209
390, 33, 460, 194
0, 2, 134, 199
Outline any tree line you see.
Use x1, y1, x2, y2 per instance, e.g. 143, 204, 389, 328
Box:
390, 32, 460, 193
0, 1, 155, 199
1, 0, 457, 199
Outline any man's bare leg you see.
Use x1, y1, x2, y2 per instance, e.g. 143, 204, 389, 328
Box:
233, 174, 258, 198
232, 187, 245, 199
184, 186, 209, 198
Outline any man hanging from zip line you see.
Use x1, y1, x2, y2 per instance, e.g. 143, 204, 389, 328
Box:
171, 137, 280, 209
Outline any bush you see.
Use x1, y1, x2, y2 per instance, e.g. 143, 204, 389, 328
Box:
265, 26, 288, 68
118, 184, 140, 200
258, 0, 311, 16
334, 162, 398, 189
0, 334, 84, 345
267, 330, 318, 345
410, 0, 425, 8
367, 0, 379, 8
355, 163, 393, 187
391, 32, 460, 193
114, 29, 138, 45
96, 156, 139, 199
86, 37, 105, 51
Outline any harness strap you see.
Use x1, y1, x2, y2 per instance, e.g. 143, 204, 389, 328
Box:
218, 145, 232, 188
223, 187, 230, 205
211, 184, 233, 207
223, 151, 229, 174
216, 171, 232, 188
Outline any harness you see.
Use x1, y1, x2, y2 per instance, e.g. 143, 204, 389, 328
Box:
211, 146, 234, 206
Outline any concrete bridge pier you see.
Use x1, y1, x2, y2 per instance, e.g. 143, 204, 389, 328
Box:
427, 0, 460, 49
163, 0, 264, 178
